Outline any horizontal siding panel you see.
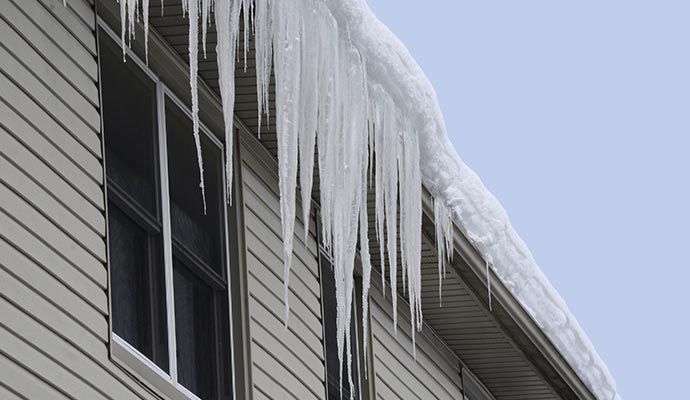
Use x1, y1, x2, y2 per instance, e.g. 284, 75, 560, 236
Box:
0, 212, 107, 312
252, 363, 295, 400
0, 383, 24, 400
245, 221, 322, 315
0, 17, 96, 113
35, 0, 96, 54
0, 259, 159, 400
0, 266, 106, 356
242, 147, 326, 400
0, 325, 108, 400
0, 44, 100, 154
0, 155, 105, 255
0, 353, 70, 400
243, 192, 320, 286
6, 0, 97, 79
0, 298, 152, 400
0, 98, 103, 195
243, 178, 319, 273
0, 0, 98, 103
370, 300, 464, 400
0, 183, 107, 277
0, 76, 103, 180
251, 344, 322, 400
373, 362, 420, 400
373, 376, 399, 400
247, 253, 323, 340
250, 319, 325, 394
64, 0, 94, 28
247, 287, 323, 360
0, 239, 106, 338
0, 126, 104, 230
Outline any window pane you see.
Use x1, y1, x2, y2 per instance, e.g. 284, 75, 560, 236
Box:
100, 27, 168, 372
174, 261, 224, 399
321, 253, 361, 400
165, 98, 225, 275
109, 205, 169, 371
100, 30, 160, 217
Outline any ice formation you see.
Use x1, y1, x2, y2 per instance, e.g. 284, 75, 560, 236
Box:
115, 0, 619, 399
434, 197, 454, 305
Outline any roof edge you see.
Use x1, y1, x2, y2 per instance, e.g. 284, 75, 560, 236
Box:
421, 188, 597, 400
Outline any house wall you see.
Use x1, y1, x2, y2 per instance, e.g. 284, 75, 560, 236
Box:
369, 283, 466, 400
238, 134, 328, 400
0, 0, 162, 399
0, 2, 479, 400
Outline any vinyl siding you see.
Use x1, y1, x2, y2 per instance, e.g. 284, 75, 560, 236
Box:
240, 140, 327, 400
369, 287, 466, 400
0, 1, 158, 399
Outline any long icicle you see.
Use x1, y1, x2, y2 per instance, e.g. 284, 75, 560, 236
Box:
186, 0, 207, 214
116, 0, 437, 377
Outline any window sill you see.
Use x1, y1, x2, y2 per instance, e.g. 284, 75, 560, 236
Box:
111, 335, 202, 400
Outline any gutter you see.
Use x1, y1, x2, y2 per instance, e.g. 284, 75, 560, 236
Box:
420, 188, 597, 400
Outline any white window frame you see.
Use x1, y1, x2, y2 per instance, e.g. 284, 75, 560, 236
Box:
99, 19, 237, 400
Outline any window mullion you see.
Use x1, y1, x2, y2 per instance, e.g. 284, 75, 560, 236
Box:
157, 82, 178, 383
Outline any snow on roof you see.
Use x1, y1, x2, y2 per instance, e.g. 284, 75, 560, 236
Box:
331, 2, 620, 399
114, 0, 619, 398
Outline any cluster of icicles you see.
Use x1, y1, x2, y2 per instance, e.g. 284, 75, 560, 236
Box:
118, 0, 456, 395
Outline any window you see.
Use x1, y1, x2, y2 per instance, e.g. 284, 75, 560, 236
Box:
320, 252, 362, 400
100, 26, 233, 400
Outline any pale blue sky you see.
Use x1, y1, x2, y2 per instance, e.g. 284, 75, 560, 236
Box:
367, 1, 690, 398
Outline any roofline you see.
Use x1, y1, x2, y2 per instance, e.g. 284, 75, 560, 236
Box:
420, 188, 596, 400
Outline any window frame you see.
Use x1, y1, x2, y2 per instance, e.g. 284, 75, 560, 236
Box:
318, 247, 366, 400
98, 20, 237, 400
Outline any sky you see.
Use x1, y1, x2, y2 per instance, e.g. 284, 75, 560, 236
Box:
366, 1, 690, 399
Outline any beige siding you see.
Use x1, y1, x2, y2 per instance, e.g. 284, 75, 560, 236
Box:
0, 1, 157, 399
240, 140, 327, 400
370, 287, 465, 400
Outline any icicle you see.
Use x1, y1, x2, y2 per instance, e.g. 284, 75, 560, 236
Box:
382, 96, 399, 334
120, 0, 127, 61
127, 0, 136, 48
434, 197, 454, 305
254, 0, 273, 135
201, 0, 210, 58
359, 184, 372, 376
184, 0, 207, 214
399, 118, 422, 358
486, 258, 493, 311
113, 0, 434, 381
215, 0, 240, 202
298, 1, 319, 244
143, 0, 149, 64
272, 0, 302, 328
371, 92, 387, 296
241, 0, 251, 70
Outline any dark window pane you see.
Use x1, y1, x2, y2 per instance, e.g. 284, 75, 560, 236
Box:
174, 261, 225, 399
100, 30, 160, 217
165, 98, 225, 275
321, 253, 361, 400
100, 27, 168, 372
109, 205, 168, 371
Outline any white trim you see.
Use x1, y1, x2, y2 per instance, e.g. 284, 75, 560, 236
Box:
113, 334, 171, 381
157, 80, 178, 383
